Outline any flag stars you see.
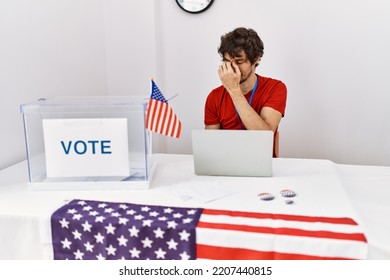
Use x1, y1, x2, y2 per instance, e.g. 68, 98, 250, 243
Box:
72, 229, 82, 240
128, 225, 140, 237
111, 212, 121, 218
72, 213, 83, 220
119, 217, 129, 225
141, 237, 153, 248
94, 232, 105, 244
119, 204, 128, 210
77, 201, 87, 206
83, 205, 92, 211
167, 220, 178, 229
142, 219, 153, 227
149, 211, 159, 217
84, 241, 94, 252
129, 247, 141, 258
61, 238, 72, 249
74, 249, 84, 260
179, 229, 190, 241
154, 248, 167, 259
166, 238, 178, 250
81, 221, 92, 232
126, 209, 136, 215
59, 218, 69, 229
89, 211, 99, 216
187, 209, 197, 215
95, 216, 106, 223
134, 215, 144, 220
53, 200, 199, 260
173, 213, 183, 219
67, 208, 77, 214
105, 223, 116, 234
117, 235, 128, 247
106, 244, 117, 256
153, 227, 165, 239
96, 254, 105, 260
182, 218, 193, 224
180, 251, 191, 260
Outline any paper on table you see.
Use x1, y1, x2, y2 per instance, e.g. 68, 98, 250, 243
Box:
164, 181, 237, 203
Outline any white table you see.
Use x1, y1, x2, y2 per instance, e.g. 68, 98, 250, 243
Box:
335, 164, 390, 259
0, 154, 389, 259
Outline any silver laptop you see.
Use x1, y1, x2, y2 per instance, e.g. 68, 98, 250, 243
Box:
191, 129, 273, 177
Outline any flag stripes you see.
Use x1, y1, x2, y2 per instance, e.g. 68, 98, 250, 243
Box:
197, 221, 366, 242
145, 80, 181, 138
199, 212, 362, 234
50, 200, 368, 260
202, 209, 359, 225
196, 245, 351, 260
196, 209, 367, 260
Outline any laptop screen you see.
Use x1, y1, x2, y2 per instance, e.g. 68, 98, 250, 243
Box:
191, 129, 273, 177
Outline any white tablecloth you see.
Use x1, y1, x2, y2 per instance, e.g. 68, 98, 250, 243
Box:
0, 154, 389, 259
335, 164, 390, 259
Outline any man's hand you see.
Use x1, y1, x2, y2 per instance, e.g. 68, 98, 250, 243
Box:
218, 61, 241, 92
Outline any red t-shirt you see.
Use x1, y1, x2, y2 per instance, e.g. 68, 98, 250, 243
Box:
204, 74, 287, 156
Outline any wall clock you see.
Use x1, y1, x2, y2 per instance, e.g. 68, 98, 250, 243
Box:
176, 0, 214, 14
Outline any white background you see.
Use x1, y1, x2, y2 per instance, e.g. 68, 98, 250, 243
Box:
1, 0, 390, 170
1, 260, 388, 279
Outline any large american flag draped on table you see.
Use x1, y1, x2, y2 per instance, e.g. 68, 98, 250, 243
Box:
51, 199, 368, 260
145, 79, 181, 138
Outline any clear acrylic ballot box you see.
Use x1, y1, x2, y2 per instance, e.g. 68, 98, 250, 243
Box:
20, 96, 153, 190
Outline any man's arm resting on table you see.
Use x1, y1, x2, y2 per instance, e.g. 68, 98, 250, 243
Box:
229, 89, 282, 132
205, 124, 221, 129
205, 106, 282, 132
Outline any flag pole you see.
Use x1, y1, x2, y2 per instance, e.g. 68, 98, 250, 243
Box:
149, 77, 153, 156
149, 131, 153, 156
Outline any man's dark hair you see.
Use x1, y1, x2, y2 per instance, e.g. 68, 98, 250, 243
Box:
218, 27, 264, 66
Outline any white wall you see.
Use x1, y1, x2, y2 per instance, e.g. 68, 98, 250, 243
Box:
156, 0, 390, 166
102, 0, 156, 96
0, 0, 107, 169
1, 0, 390, 169
0, 0, 156, 170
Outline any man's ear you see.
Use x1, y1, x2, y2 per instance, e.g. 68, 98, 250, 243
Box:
255, 56, 261, 67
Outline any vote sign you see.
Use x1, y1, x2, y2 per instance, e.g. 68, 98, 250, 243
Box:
42, 118, 130, 178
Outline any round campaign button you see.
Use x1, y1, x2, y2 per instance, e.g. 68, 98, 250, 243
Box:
258, 193, 275, 201
280, 189, 296, 198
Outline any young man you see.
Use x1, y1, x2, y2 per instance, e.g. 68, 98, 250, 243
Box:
204, 27, 287, 157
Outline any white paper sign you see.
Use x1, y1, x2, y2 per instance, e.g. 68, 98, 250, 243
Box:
42, 118, 130, 178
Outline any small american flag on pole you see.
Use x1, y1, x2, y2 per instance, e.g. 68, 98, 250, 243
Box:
145, 79, 182, 138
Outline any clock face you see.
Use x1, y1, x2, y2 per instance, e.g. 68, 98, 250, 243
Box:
176, 0, 214, 14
